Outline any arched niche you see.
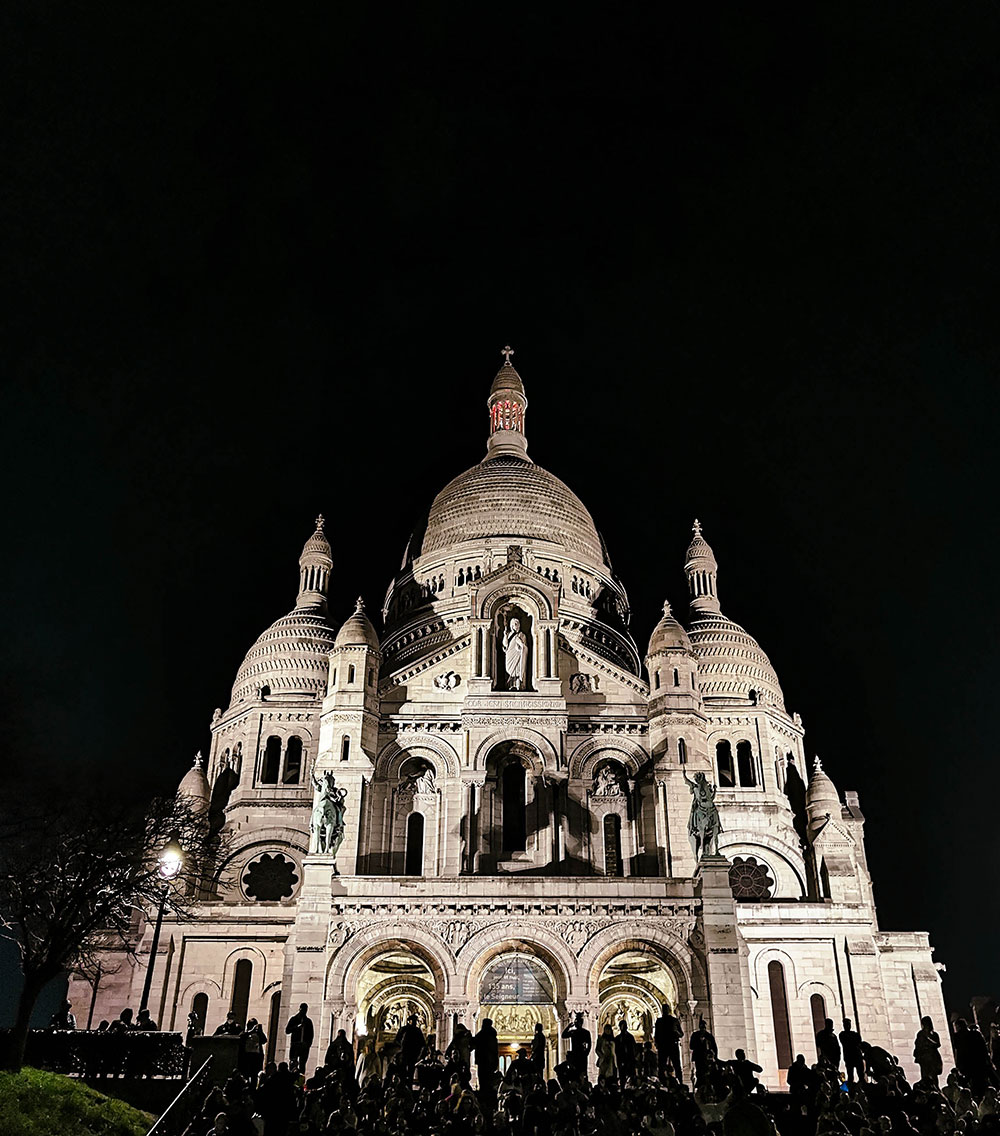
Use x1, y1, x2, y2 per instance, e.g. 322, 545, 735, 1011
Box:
476, 585, 554, 690
480, 739, 551, 871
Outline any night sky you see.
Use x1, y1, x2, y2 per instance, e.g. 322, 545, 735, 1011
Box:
2, 5, 998, 1023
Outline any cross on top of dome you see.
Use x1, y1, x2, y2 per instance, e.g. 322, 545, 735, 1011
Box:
315, 514, 325, 531
501, 344, 514, 366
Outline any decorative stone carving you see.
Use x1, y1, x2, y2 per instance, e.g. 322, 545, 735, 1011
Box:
399, 762, 437, 796
569, 673, 599, 693
433, 671, 461, 690
592, 764, 628, 797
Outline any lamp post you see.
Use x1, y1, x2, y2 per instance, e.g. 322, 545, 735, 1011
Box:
138, 832, 184, 1015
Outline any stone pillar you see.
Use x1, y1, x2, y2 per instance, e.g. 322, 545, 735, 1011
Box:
696, 855, 753, 1060
281, 858, 335, 1062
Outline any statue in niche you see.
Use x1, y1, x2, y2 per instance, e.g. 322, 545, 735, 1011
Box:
683, 770, 723, 860
310, 770, 347, 861
593, 764, 626, 796
495, 603, 532, 691
400, 761, 437, 795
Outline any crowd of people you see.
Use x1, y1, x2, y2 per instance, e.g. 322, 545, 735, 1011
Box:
182, 1002, 1000, 1136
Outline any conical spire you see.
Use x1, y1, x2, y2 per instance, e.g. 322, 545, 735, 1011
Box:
684, 519, 720, 615
485, 345, 530, 462
297, 515, 333, 611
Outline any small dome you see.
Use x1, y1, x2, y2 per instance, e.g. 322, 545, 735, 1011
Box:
685, 519, 717, 568
647, 601, 691, 656
688, 612, 784, 705
806, 757, 841, 811
301, 515, 332, 559
334, 597, 380, 651
178, 754, 210, 813
231, 607, 336, 705
420, 457, 608, 566
490, 362, 525, 397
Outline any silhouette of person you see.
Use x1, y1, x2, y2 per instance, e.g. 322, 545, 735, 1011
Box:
816, 1018, 841, 1068
840, 1017, 866, 1084
561, 1013, 592, 1080
653, 1005, 683, 1082
284, 1003, 314, 1073
690, 1017, 718, 1084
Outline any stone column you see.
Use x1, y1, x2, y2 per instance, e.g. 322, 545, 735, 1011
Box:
280, 857, 335, 1062
696, 855, 752, 1060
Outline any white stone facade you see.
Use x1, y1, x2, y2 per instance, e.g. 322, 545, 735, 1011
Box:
71, 356, 951, 1087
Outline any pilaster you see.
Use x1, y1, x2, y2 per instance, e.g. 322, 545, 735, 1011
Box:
696, 855, 753, 1059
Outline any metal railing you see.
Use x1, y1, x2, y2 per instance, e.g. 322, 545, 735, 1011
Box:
147, 1056, 213, 1136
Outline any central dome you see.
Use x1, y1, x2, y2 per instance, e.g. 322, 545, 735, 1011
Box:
419, 455, 608, 567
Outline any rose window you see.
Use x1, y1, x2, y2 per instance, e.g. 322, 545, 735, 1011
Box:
242, 853, 299, 902
728, 856, 774, 901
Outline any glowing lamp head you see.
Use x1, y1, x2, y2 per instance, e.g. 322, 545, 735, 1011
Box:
158, 832, 184, 880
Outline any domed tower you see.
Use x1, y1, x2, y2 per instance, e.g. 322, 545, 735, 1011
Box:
679, 520, 809, 899
204, 517, 336, 879
312, 598, 382, 874
804, 756, 873, 906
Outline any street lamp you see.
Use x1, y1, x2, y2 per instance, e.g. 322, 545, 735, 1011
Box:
138, 831, 184, 1015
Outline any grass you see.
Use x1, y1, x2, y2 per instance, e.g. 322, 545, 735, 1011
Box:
0, 1066, 153, 1136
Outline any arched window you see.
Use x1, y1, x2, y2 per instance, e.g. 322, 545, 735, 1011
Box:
716, 741, 736, 787
230, 959, 252, 1029
367, 668, 374, 687
673, 668, 680, 687
282, 736, 303, 784
767, 961, 793, 1069
266, 991, 281, 1064
348, 664, 356, 684
501, 763, 527, 852
655, 671, 661, 689
820, 859, 831, 899
404, 813, 425, 876
262, 737, 281, 784
736, 741, 757, 787
810, 993, 827, 1043
677, 738, 688, 765
341, 736, 351, 762
332, 668, 337, 686
603, 814, 623, 877
190, 991, 209, 1036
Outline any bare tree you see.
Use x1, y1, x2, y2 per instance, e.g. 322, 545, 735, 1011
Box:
0, 793, 227, 1072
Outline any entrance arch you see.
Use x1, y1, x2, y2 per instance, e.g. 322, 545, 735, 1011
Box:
354, 946, 438, 1051
595, 948, 678, 1045
476, 951, 561, 1077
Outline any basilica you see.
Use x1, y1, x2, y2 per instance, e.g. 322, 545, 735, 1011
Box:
72, 352, 950, 1087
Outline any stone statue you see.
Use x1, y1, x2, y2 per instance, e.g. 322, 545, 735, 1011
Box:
310, 771, 347, 861
594, 764, 626, 796
414, 764, 436, 794
501, 611, 529, 691
683, 770, 723, 859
